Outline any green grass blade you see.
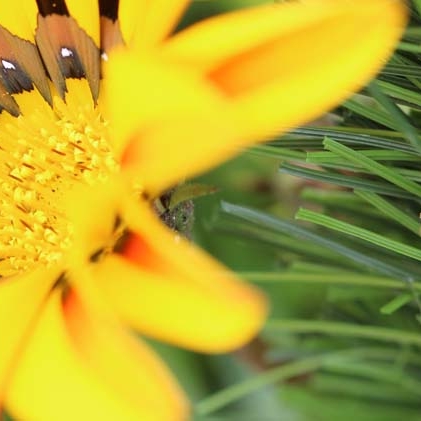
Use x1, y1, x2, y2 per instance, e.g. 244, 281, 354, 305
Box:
221, 202, 416, 280
368, 81, 421, 153
296, 208, 421, 263
196, 347, 407, 416
389, 54, 421, 90
307, 149, 419, 165
195, 353, 333, 416
248, 145, 305, 160
397, 42, 421, 53
354, 190, 421, 234
280, 163, 417, 200
343, 98, 400, 130
323, 138, 421, 198
240, 272, 420, 291
380, 293, 413, 315
375, 80, 421, 108
290, 127, 415, 153
265, 319, 421, 347
382, 63, 421, 78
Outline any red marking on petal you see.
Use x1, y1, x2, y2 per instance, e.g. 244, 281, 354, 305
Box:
120, 233, 159, 272
62, 289, 88, 345
121, 136, 142, 168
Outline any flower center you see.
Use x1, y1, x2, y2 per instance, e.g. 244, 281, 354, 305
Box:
0, 81, 118, 276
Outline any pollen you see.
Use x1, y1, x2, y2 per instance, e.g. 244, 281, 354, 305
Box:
0, 81, 119, 276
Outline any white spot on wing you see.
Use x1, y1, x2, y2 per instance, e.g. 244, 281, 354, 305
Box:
60, 47, 73, 58
2, 60, 16, 70
101, 52, 109, 62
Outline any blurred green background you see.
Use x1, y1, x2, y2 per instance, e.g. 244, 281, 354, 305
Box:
153, 2, 421, 421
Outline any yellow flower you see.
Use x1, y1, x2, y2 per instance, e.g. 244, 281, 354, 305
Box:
0, 0, 406, 420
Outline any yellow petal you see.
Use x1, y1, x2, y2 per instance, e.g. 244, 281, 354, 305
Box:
121, 115, 242, 196
6, 288, 188, 421
60, 177, 266, 353
0, 0, 38, 40
104, 50, 227, 156
60, 179, 120, 263
108, 0, 407, 194
65, 0, 100, 45
92, 198, 268, 353
65, 289, 189, 420
0, 268, 59, 400
105, 51, 246, 194
120, 0, 190, 49
163, 0, 407, 140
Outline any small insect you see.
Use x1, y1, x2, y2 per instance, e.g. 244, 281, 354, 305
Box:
154, 188, 195, 238
154, 183, 217, 237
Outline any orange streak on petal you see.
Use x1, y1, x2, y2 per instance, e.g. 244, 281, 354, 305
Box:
120, 133, 141, 167
64, 289, 189, 420
121, 232, 171, 274
163, 0, 406, 141
5, 289, 187, 421
209, 34, 295, 97
122, 232, 152, 266
96, 254, 267, 353
103, 51, 233, 193
94, 202, 268, 353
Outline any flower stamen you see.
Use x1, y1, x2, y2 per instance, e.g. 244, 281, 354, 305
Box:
0, 81, 119, 275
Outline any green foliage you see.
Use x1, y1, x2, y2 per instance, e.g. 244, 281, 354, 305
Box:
180, 2, 421, 420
